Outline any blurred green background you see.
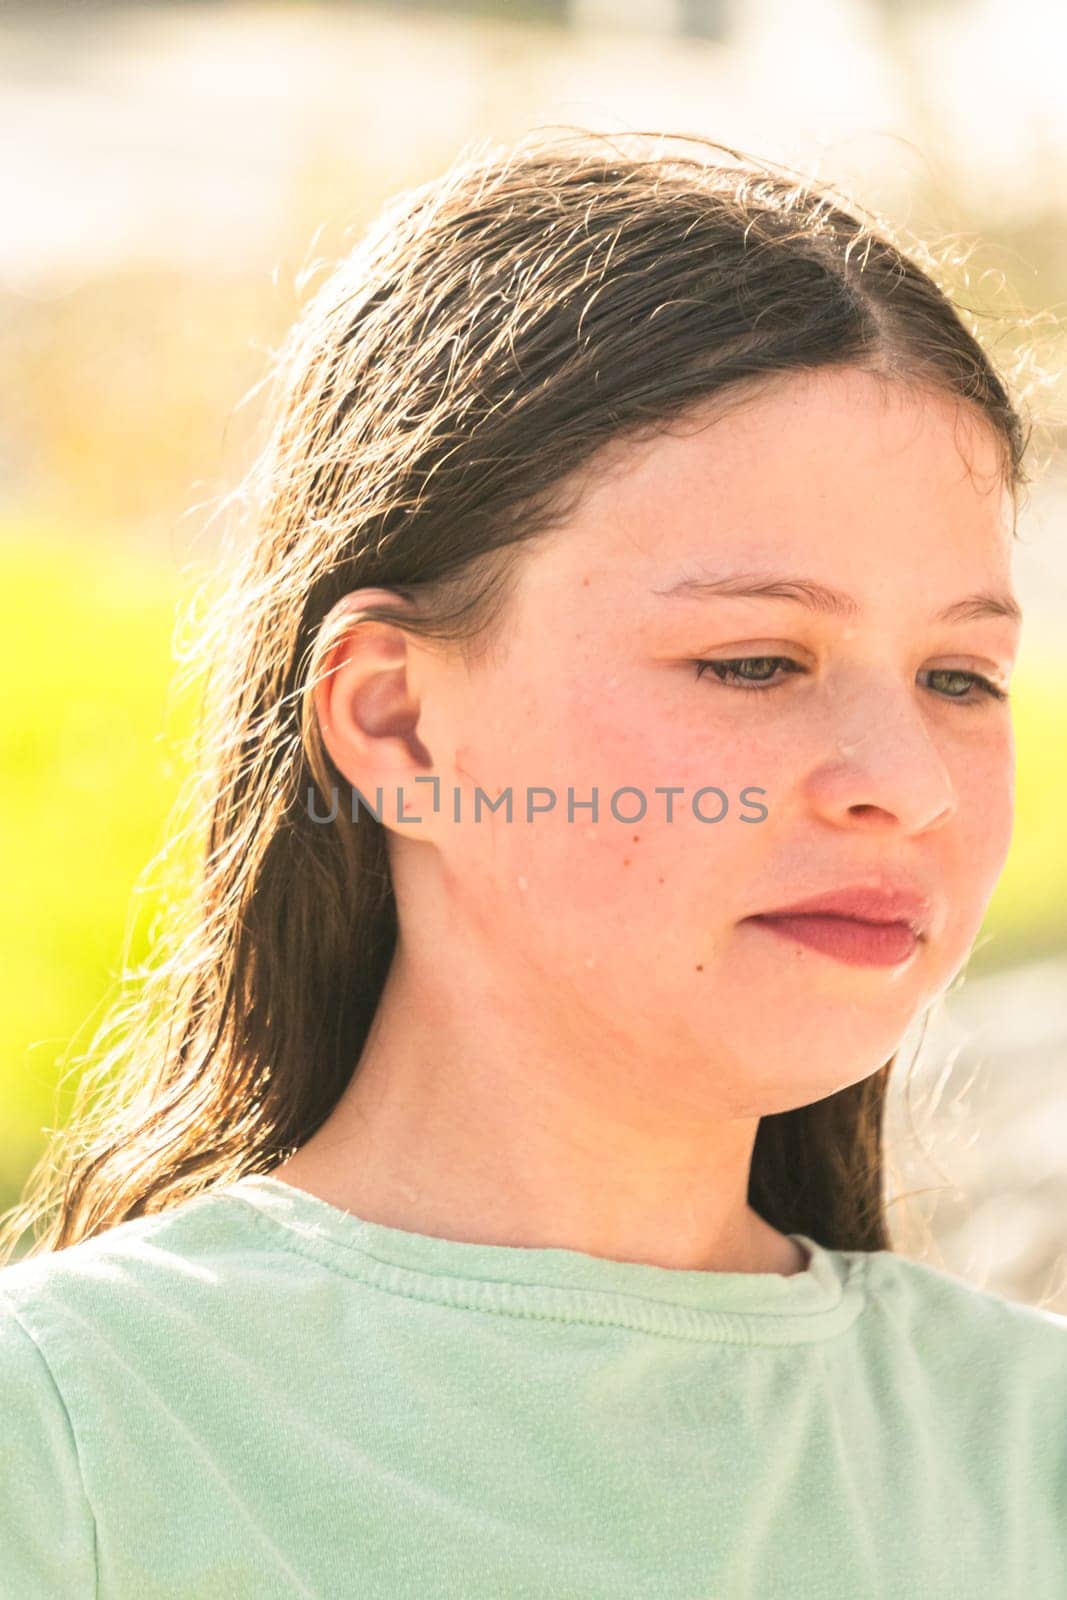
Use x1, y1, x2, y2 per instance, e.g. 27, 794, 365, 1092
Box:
2, 1, 1066, 1294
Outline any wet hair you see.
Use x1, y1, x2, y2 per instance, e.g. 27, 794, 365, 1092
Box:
2, 125, 1033, 1262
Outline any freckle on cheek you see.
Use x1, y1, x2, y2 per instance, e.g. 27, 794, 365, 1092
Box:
696, 964, 704, 972
623, 858, 631, 866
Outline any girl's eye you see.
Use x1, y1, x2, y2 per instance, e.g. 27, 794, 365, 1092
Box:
693, 657, 1009, 704
922, 668, 1009, 704
694, 656, 803, 690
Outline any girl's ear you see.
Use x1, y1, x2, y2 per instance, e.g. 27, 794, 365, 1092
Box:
312, 591, 443, 839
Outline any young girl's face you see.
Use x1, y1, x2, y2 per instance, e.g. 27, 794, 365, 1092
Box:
405, 365, 1020, 1120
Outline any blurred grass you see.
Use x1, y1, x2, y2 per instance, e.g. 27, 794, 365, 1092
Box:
976, 652, 1067, 972
2, 521, 1065, 1216
0, 522, 203, 1214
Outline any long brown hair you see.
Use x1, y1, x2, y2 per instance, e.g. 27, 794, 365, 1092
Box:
1, 126, 1032, 1265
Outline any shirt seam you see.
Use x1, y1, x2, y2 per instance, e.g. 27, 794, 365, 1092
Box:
1, 1286, 101, 1599
219, 1190, 868, 1347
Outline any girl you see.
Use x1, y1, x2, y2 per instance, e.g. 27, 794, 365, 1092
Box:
1, 127, 1063, 1599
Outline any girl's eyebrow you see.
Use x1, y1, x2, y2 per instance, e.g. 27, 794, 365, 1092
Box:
649, 568, 1023, 627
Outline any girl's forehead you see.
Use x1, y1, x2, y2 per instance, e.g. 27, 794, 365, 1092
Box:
496, 402, 1015, 655
549, 375, 1005, 538
526, 413, 1010, 583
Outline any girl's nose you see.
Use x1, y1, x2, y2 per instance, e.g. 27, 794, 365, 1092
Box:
803, 689, 958, 834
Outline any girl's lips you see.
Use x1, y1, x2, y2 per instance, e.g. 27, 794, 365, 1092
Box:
746, 912, 921, 968
748, 881, 933, 938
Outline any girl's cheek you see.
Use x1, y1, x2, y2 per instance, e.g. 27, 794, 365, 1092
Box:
974, 783, 1016, 884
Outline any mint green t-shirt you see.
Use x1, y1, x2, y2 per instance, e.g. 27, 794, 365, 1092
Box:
1, 1172, 1064, 1598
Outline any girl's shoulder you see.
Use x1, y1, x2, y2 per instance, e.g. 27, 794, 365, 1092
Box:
854, 1240, 1067, 1407
0, 1200, 240, 1599
0, 1184, 268, 1541
0, 1182, 262, 1332
861, 1240, 1067, 1338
